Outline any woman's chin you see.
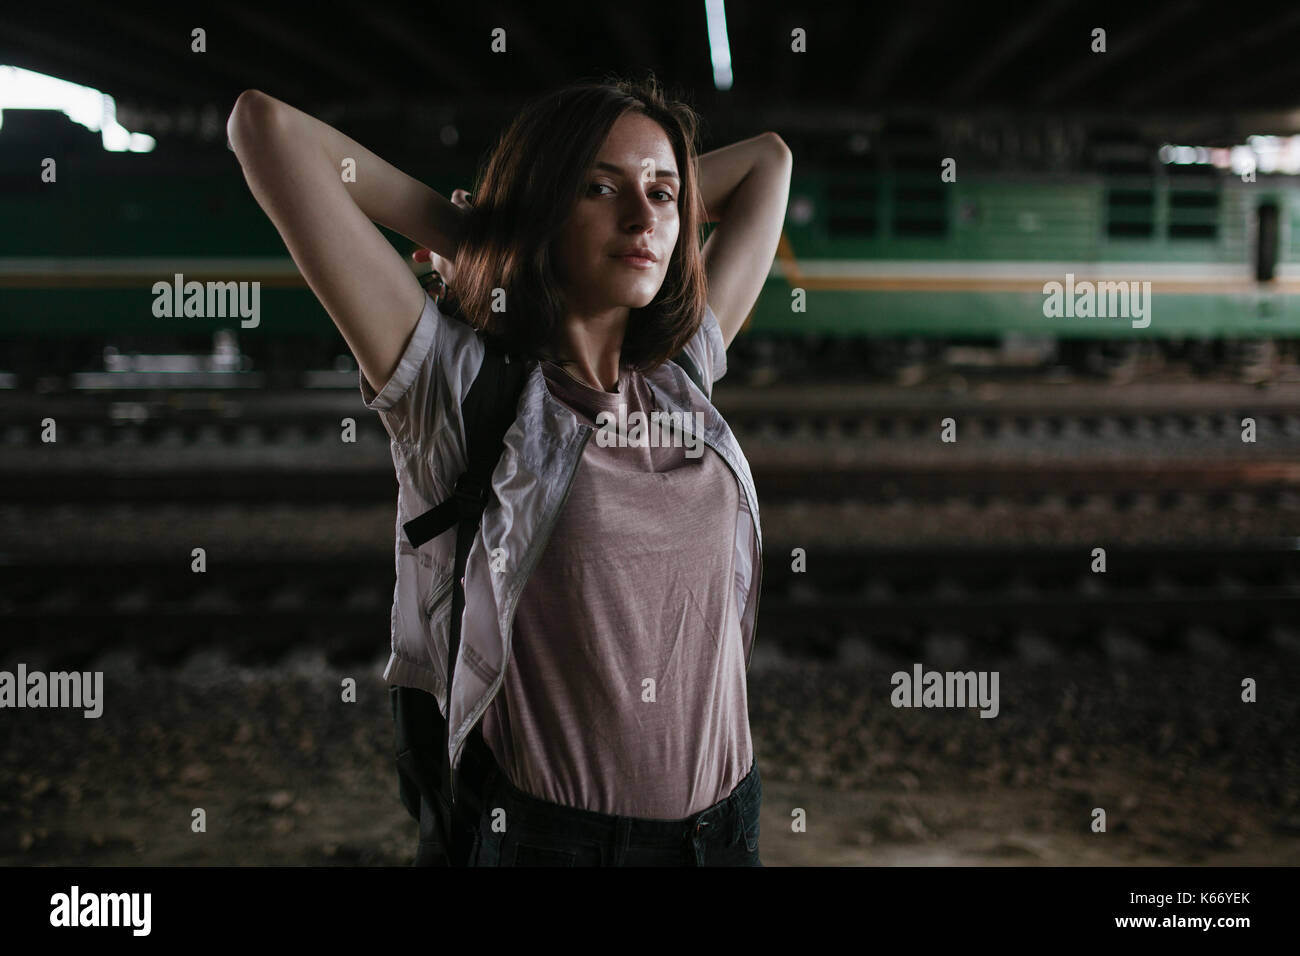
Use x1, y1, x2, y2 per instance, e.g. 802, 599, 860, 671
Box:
618, 283, 663, 309
573, 281, 661, 312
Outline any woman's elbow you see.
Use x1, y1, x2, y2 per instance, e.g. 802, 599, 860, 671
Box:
227, 90, 277, 154
763, 132, 792, 162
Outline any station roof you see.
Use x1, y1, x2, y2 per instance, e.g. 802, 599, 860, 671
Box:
4, 1, 1297, 160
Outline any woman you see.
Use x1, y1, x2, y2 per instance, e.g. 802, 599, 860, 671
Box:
227, 74, 792, 866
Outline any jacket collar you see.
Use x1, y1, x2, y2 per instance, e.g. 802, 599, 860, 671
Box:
516, 353, 725, 442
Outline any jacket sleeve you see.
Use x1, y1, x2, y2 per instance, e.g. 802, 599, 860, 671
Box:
357, 290, 483, 453
676, 300, 728, 401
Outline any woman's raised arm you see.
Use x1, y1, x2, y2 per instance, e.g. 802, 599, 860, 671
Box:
226, 89, 466, 396
696, 132, 793, 350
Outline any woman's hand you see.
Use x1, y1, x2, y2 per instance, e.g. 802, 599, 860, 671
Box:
413, 188, 472, 293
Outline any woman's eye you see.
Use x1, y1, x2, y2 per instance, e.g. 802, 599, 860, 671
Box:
589, 182, 673, 202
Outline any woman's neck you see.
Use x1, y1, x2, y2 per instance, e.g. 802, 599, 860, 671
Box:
553, 307, 627, 392
554, 358, 621, 393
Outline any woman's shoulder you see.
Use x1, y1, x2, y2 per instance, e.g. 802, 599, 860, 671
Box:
359, 291, 487, 448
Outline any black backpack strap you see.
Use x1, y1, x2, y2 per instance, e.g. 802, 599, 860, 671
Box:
442, 331, 526, 792
401, 334, 525, 551
399, 329, 527, 864
672, 348, 707, 396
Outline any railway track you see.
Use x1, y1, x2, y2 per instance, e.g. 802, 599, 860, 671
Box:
4, 545, 1297, 668
2, 386, 1299, 447
2, 461, 1297, 505
5, 389, 1296, 665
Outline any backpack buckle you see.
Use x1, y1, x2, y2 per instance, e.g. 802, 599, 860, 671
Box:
452, 473, 489, 512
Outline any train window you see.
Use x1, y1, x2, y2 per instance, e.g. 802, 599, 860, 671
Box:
1165, 165, 1220, 240
825, 180, 880, 237
1106, 185, 1156, 238
1167, 188, 1219, 240
891, 181, 948, 237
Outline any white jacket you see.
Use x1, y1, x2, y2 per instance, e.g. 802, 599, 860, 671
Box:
360, 292, 764, 783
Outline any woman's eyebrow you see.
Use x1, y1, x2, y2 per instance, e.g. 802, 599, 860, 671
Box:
594, 160, 679, 182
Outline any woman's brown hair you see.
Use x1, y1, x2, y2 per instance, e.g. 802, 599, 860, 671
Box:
449, 72, 708, 372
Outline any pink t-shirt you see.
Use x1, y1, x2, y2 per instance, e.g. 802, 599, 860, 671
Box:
480, 358, 753, 819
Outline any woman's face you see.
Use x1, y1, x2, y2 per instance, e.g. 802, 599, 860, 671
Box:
552, 111, 681, 316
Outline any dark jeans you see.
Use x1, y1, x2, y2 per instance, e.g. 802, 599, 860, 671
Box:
470, 750, 763, 866
390, 684, 763, 866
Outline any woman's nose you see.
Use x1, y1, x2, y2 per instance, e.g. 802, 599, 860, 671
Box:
621, 188, 659, 225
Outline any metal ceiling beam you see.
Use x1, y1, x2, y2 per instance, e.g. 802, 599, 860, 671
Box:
87, 4, 311, 105
599, 5, 662, 78
948, 0, 1073, 101
0, 21, 212, 102
222, 2, 390, 98
353, 8, 477, 95
855, 2, 943, 102
1123, 9, 1300, 108
1209, 55, 1300, 111
1032, 0, 1201, 105
489, 8, 574, 92
755, 104, 1300, 139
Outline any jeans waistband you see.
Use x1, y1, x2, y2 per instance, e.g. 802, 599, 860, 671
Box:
480, 754, 760, 844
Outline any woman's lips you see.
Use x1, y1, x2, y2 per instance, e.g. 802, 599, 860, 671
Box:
614, 254, 655, 268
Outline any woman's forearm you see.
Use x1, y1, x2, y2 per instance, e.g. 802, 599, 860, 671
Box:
696, 132, 787, 223
227, 90, 465, 260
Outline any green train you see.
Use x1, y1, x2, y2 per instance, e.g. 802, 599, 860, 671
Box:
3, 147, 1296, 383
775, 169, 1294, 334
